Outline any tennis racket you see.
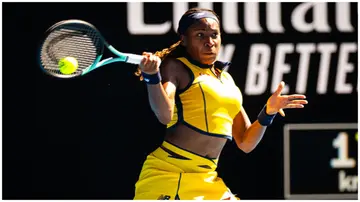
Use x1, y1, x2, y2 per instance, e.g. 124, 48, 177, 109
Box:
39, 19, 144, 78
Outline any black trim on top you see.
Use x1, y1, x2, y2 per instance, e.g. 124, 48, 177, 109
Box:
209, 68, 223, 83
215, 61, 231, 72
167, 57, 195, 130
198, 83, 209, 133
167, 92, 183, 131
181, 121, 233, 141
175, 92, 183, 123
176, 60, 195, 94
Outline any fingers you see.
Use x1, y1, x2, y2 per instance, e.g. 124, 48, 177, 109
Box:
278, 103, 303, 117
285, 94, 308, 105
140, 52, 161, 74
272, 91, 307, 118
274, 81, 285, 96
288, 94, 306, 100
283, 97, 308, 108
276, 96, 307, 117
283, 104, 305, 109
288, 100, 308, 105
279, 108, 285, 117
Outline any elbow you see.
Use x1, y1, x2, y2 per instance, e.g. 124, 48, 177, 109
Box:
241, 148, 254, 154
158, 116, 171, 125
155, 111, 173, 125
237, 143, 254, 154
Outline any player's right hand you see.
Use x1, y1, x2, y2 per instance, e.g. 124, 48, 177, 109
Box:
139, 52, 161, 74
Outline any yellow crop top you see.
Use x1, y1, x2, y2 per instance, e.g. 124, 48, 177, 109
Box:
167, 57, 243, 140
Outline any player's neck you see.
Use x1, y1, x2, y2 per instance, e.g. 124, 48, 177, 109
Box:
184, 53, 214, 69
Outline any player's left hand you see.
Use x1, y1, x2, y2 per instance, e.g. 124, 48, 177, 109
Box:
266, 81, 308, 117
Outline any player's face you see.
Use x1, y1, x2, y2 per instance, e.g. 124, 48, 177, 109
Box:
183, 18, 221, 65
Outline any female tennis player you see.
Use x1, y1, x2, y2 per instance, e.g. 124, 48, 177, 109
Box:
133, 8, 308, 200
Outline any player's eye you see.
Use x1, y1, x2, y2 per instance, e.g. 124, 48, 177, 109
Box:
196, 33, 204, 38
211, 33, 218, 39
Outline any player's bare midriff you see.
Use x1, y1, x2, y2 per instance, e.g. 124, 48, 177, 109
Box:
164, 123, 228, 159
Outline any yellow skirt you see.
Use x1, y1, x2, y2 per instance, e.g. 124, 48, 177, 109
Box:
134, 141, 239, 200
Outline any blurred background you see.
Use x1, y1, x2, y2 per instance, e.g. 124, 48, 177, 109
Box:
2, 2, 358, 200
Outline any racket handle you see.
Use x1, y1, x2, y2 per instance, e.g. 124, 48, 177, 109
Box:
125, 53, 144, 65
108, 46, 144, 65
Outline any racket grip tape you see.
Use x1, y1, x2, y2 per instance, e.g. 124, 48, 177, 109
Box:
125, 53, 144, 65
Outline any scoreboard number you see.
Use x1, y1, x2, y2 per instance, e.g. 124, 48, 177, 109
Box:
331, 132, 356, 169
283, 123, 358, 200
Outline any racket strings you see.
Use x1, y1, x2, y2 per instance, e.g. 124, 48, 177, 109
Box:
40, 24, 103, 77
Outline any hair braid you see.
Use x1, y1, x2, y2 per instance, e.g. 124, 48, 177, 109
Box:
134, 7, 220, 81
134, 40, 181, 80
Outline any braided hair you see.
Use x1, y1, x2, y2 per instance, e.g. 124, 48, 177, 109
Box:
134, 8, 220, 80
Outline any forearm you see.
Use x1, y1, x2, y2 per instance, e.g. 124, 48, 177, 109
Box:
146, 83, 173, 124
237, 121, 267, 153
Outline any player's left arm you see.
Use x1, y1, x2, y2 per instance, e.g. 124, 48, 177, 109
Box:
232, 81, 308, 153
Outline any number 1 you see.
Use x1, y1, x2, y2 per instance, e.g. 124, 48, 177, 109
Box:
330, 132, 356, 169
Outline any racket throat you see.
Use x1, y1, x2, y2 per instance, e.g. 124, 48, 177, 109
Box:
82, 55, 103, 75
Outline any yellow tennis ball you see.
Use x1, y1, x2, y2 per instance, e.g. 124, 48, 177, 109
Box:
58, 57, 78, 74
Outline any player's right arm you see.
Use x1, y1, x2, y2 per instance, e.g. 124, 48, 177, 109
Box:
139, 52, 179, 125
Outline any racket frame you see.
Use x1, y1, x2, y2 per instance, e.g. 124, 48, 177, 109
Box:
39, 19, 144, 78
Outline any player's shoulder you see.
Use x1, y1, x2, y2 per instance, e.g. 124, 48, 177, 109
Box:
160, 56, 193, 89
160, 56, 188, 75
161, 57, 185, 68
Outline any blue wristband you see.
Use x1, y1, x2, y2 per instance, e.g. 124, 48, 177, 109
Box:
141, 72, 162, 85
257, 105, 277, 126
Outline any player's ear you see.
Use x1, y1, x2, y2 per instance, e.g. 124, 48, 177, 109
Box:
180, 35, 187, 47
